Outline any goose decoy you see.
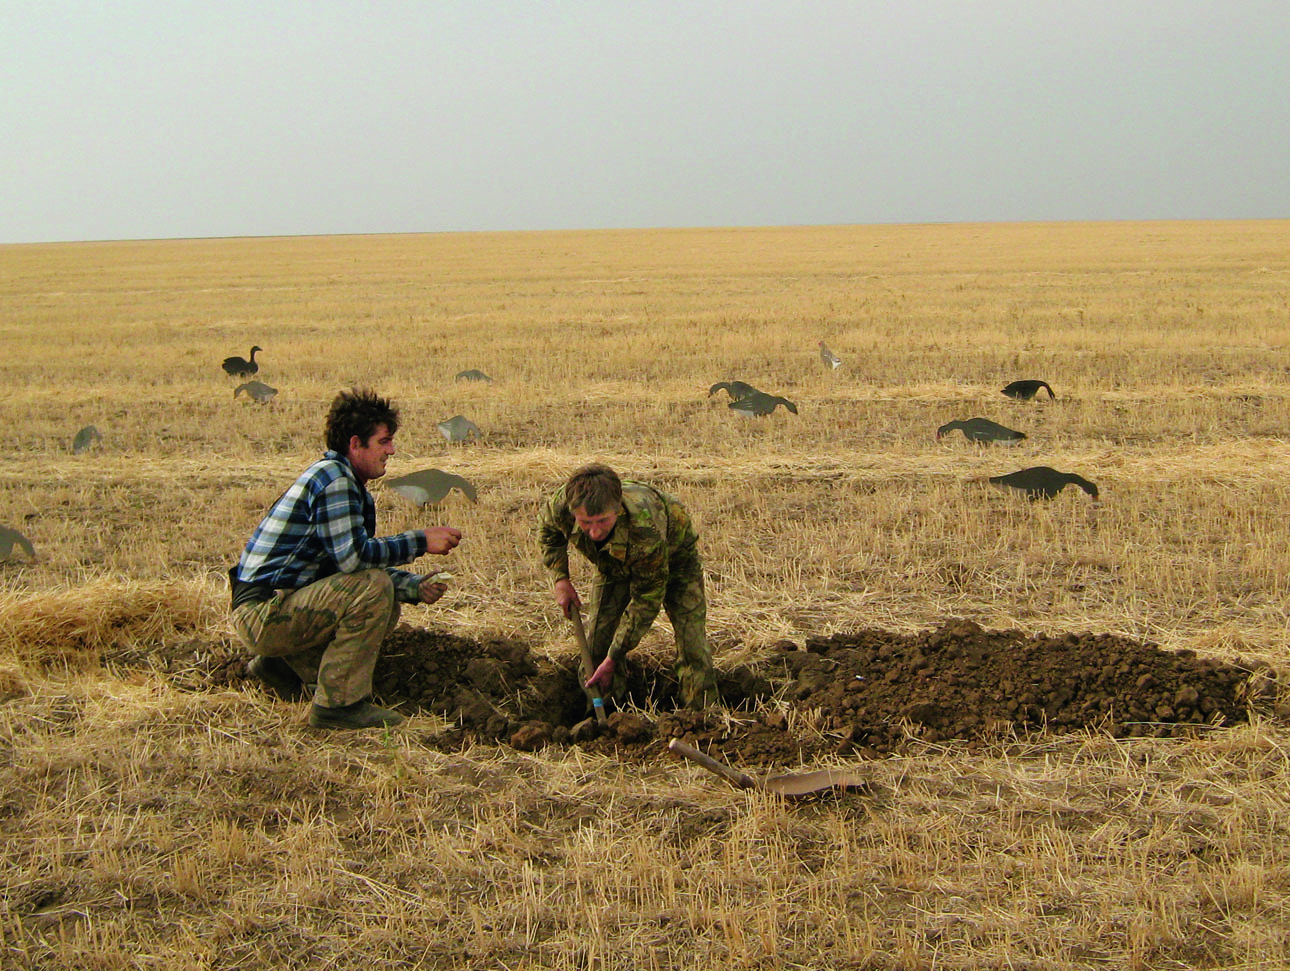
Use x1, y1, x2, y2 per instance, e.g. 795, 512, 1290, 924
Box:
936, 417, 1026, 445
988, 466, 1098, 501
708, 380, 761, 400
818, 341, 842, 370
71, 424, 103, 454
0, 525, 35, 562
1002, 379, 1055, 400
385, 469, 478, 506
729, 392, 798, 417
222, 346, 262, 378
437, 414, 481, 443
455, 369, 492, 383
234, 380, 278, 403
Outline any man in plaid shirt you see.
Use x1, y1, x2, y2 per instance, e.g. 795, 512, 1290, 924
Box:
231, 388, 462, 730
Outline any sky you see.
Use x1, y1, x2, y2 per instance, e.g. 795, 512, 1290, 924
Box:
2, 0, 1287, 243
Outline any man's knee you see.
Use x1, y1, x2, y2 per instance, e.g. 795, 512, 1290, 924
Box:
345, 569, 397, 625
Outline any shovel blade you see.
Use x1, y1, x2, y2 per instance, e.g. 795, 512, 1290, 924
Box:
764, 768, 870, 798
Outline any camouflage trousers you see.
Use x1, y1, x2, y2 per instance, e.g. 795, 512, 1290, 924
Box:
586, 559, 719, 709
231, 569, 399, 708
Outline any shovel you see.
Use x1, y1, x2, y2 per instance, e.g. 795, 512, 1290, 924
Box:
668, 738, 869, 798
570, 609, 609, 728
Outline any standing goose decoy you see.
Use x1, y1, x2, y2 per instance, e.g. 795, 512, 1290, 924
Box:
708, 380, 761, 400
0, 524, 36, 562
818, 341, 843, 370
71, 424, 104, 454
222, 346, 262, 378
234, 380, 278, 403
729, 392, 798, 417
1002, 379, 1056, 400
385, 469, 478, 506
437, 414, 481, 443
988, 466, 1099, 501
455, 369, 492, 383
936, 417, 1026, 445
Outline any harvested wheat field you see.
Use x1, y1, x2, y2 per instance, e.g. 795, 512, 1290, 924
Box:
2, 221, 1290, 969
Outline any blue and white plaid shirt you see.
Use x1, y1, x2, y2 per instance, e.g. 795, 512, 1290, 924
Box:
236, 450, 428, 602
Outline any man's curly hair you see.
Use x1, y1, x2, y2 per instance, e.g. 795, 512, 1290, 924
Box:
564, 463, 623, 515
325, 388, 400, 454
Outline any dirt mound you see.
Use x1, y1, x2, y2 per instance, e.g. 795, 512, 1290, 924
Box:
111, 618, 1261, 767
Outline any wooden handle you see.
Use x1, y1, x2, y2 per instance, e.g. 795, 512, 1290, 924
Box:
570, 610, 609, 727
667, 738, 759, 790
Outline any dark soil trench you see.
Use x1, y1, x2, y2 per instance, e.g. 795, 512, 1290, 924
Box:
136, 619, 1269, 768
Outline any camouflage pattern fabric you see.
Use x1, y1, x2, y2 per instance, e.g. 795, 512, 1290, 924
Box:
538, 481, 719, 707
231, 569, 400, 707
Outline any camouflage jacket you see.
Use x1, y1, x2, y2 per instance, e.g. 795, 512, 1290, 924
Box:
537, 480, 701, 661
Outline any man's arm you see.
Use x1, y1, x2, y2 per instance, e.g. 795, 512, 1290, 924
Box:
315, 478, 425, 572
536, 490, 574, 581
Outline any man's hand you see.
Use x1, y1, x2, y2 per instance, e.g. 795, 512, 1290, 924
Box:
553, 578, 581, 619
584, 655, 616, 691
423, 526, 462, 555
418, 579, 448, 605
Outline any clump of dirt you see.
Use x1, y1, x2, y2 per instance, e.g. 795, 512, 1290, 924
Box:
107, 619, 1265, 767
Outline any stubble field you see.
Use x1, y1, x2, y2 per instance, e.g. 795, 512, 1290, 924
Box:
2, 221, 1290, 969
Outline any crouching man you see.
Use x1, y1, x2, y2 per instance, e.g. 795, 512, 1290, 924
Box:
231, 388, 462, 730
537, 463, 719, 710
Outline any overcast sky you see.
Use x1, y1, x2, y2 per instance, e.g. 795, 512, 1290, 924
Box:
2, 1, 1287, 243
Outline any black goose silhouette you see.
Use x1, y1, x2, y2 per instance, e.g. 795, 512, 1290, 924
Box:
385, 469, 478, 506
709, 380, 761, 400
72, 425, 103, 454
222, 346, 262, 378
730, 392, 798, 417
989, 466, 1098, 500
1002, 379, 1055, 400
937, 417, 1026, 445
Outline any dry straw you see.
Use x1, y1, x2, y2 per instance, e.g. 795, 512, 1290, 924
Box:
2, 221, 1290, 969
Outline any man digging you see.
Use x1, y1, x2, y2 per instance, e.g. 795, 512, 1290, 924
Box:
537, 463, 719, 711
230, 388, 462, 729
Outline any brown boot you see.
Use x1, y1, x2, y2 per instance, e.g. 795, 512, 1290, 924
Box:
309, 699, 405, 730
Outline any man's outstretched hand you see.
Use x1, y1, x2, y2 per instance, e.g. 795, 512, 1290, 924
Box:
423, 526, 462, 555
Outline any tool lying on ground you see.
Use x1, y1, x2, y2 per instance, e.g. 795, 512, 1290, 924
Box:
668, 738, 869, 798
570, 609, 609, 728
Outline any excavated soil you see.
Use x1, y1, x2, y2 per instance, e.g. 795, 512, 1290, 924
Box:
111, 619, 1266, 767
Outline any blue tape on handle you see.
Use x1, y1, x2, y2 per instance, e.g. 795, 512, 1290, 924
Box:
592, 697, 604, 708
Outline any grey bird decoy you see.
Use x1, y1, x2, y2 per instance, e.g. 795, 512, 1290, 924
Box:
988, 466, 1098, 501
1002, 379, 1056, 400
234, 380, 278, 403
0, 525, 36, 563
455, 369, 492, 383
438, 415, 481, 443
222, 346, 262, 378
937, 417, 1026, 445
708, 380, 761, 400
385, 469, 478, 506
72, 425, 103, 454
729, 392, 798, 417
818, 341, 842, 370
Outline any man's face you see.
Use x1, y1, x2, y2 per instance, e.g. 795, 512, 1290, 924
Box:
573, 504, 619, 542
348, 423, 396, 483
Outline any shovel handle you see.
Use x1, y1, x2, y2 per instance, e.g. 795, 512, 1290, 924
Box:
668, 738, 759, 790
570, 609, 609, 727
